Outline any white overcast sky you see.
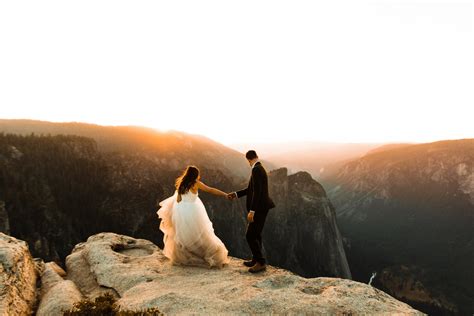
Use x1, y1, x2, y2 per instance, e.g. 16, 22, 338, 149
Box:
0, 0, 473, 144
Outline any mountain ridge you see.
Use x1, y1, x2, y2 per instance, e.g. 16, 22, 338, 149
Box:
0, 118, 250, 179
323, 138, 474, 315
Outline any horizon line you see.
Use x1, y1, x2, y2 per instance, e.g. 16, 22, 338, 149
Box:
0, 117, 472, 146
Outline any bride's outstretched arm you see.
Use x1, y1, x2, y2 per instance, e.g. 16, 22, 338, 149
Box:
197, 181, 228, 197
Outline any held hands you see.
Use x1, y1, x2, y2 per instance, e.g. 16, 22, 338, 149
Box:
226, 192, 237, 200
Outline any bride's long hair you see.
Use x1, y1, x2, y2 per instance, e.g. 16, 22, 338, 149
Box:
175, 166, 200, 202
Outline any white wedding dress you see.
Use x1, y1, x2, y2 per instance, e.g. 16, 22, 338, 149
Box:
157, 191, 229, 268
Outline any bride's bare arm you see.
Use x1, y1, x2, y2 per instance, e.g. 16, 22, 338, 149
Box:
197, 181, 228, 197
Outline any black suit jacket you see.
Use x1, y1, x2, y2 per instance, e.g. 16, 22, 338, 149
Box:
236, 162, 275, 213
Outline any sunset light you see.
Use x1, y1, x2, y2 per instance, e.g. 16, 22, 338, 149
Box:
1, 0, 473, 145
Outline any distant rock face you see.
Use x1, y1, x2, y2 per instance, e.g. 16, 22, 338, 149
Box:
376, 265, 457, 314
0, 233, 37, 316
264, 168, 351, 279
60, 233, 422, 315
323, 139, 474, 315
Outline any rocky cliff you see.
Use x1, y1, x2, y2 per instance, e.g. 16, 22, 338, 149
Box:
0, 232, 423, 315
0, 233, 38, 316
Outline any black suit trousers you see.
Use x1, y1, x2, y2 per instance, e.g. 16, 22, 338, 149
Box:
246, 209, 269, 264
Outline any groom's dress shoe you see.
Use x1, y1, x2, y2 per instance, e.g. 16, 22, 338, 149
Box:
243, 260, 256, 267
249, 262, 267, 273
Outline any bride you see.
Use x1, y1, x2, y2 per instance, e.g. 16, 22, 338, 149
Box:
157, 166, 230, 268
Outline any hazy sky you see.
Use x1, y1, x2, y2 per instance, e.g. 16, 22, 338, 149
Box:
1, 1, 473, 145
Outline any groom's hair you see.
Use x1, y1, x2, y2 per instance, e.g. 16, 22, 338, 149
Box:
245, 150, 258, 160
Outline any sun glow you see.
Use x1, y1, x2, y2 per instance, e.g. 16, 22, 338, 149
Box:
1, 1, 473, 145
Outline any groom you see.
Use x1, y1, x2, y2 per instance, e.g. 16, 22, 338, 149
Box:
228, 150, 275, 273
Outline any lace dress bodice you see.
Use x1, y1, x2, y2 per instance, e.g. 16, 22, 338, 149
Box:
180, 191, 198, 203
